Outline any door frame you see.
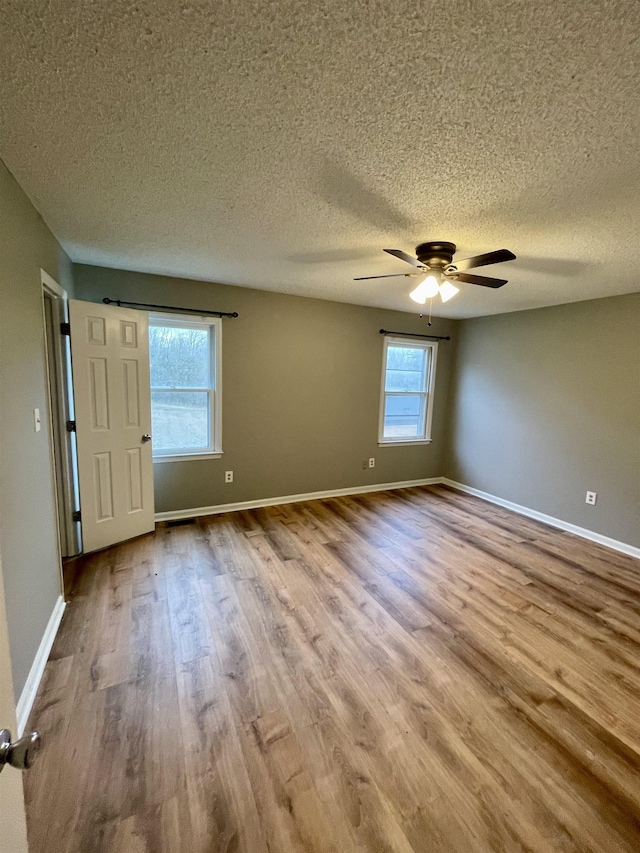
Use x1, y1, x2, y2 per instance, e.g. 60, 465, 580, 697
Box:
41, 270, 81, 558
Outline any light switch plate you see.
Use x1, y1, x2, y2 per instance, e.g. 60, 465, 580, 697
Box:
34, 408, 41, 432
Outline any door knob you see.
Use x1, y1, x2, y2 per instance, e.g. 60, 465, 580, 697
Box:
0, 729, 41, 772
141, 433, 152, 443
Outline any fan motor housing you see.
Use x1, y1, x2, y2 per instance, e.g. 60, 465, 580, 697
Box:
415, 241, 456, 269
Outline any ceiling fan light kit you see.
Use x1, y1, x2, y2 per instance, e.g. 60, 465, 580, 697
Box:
356, 241, 516, 306
408, 273, 460, 304
409, 274, 440, 304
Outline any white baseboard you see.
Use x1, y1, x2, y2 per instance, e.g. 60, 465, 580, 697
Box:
441, 478, 640, 560
155, 478, 443, 522
16, 595, 66, 736
154, 476, 639, 559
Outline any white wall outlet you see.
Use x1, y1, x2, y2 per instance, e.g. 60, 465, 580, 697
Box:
33, 408, 41, 432
585, 491, 597, 505
225, 471, 233, 483
368, 457, 375, 468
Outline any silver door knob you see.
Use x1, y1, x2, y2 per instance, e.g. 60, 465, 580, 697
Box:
0, 729, 41, 772
141, 433, 152, 443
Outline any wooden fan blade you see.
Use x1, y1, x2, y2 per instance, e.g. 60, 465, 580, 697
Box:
383, 248, 424, 268
451, 272, 508, 288
446, 249, 516, 273
354, 273, 421, 280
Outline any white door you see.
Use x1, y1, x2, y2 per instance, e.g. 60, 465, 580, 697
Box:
69, 300, 155, 553
0, 552, 29, 853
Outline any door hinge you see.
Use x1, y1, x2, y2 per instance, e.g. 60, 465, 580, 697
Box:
72, 510, 81, 523
66, 420, 77, 432
60, 322, 71, 336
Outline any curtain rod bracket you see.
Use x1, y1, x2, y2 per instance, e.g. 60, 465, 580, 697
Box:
102, 297, 238, 319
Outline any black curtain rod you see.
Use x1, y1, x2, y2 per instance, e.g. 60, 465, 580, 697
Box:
380, 329, 450, 341
102, 298, 238, 318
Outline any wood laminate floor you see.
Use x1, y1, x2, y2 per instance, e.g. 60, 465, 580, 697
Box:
24, 485, 640, 852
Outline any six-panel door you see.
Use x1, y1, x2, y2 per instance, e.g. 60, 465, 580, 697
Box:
69, 300, 155, 553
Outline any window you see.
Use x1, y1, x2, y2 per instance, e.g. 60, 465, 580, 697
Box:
149, 314, 221, 461
379, 337, 437, 445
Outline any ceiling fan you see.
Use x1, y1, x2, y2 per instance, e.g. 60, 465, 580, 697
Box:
354, 242, 516, 304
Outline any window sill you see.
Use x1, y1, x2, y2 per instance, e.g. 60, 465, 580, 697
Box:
378, 439, 432, 447
153, 452, 223, 463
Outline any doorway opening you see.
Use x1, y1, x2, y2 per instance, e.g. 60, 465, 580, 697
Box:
41, 271, 81, 558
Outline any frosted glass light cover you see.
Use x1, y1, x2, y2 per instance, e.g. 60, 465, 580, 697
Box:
439, 280, 460, 302
410, 275, 440, 303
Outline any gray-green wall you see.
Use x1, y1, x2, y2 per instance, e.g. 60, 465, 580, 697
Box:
445, 294, 640, 548
73, 265, 455, 513
0, 160, 73, 697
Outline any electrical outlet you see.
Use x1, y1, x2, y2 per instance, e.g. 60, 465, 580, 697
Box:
368, 457, 375, 468
585, 491, 597, 505
225, 471, 233, 483
362, 460, 368, 469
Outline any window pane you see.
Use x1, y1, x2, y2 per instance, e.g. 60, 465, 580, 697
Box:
150, 325, 210, 388
385, 346, 427, 392
383, 394, 425, 438
151, 391, 209, 450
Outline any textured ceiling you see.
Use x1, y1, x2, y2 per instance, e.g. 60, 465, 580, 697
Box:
1, 0, 640, 318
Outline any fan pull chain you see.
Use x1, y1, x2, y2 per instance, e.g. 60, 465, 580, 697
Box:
418, 298, 433, 325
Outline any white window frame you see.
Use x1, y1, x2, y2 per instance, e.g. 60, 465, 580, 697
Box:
378, 336, 438, 446
149, 313, 222, 462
